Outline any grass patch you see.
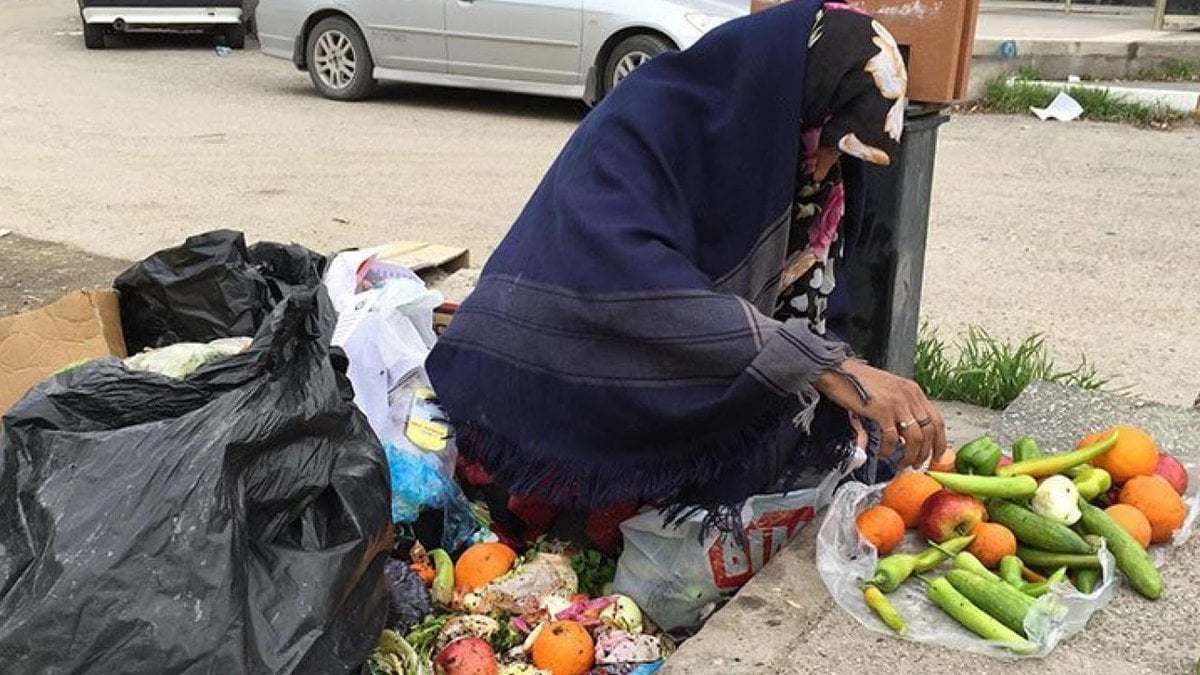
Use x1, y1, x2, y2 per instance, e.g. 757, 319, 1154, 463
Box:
978, 78, 1189, 128
1136, 59, 1200, 82
915, 325, 1110, 410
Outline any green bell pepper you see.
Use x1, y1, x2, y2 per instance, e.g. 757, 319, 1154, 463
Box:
956, 436, 1004, 476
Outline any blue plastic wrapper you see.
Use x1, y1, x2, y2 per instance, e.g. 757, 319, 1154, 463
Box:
384, 443, 477, 552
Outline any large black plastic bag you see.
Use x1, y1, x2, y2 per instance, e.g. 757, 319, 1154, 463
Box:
0, 288, 393, 674
115, 229, 327, 353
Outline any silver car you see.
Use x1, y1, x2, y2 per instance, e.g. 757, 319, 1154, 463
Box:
255, 0, 746, 104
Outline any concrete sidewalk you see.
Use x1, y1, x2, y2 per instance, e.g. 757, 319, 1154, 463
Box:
968, 3, 1200, 98
665, 382, 1200, 675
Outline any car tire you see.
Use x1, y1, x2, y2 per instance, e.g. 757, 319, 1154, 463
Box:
306, 17, 377, 102
83, 23, 106, 50
224, 23, 246, 50
601, 34, 673, 98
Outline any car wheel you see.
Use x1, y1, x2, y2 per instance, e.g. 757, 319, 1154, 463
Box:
602, 34, 673, 98
223, 23, 246, 50
306, 17, 377, 101
83, 22, 106, 50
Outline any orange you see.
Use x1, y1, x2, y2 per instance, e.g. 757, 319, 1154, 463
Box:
1080, 425, 1159, 485
531, 621, 595, 675
881, 472, 943, 528
454, 542, 517, 591
967, 522, 1018, 568
929, 447, 957, 473
1104, 504, 1153, 549
856, 505, 906, 554
1119, 475, 1187, 544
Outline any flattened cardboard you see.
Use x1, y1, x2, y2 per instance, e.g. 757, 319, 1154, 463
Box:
0, 289, 127, 413
374, 241, 470, 276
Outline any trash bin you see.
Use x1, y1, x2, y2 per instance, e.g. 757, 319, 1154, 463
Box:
829, 104, 949, 379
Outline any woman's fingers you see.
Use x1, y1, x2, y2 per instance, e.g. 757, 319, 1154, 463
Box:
878, 419, 901, 461
897, 416, 926, 470
926, 405, 948, 462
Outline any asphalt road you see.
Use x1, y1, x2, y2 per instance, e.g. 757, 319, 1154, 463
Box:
3, 0, 1199, 406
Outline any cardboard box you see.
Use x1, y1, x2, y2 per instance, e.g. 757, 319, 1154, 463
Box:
0, 289, 127, 413
853, 0, 980, 103
751, 0, 981, 104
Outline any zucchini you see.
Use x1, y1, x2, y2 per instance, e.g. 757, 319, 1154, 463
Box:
987, 499, 1093, 554
1077, 500, 1162, 600
927, 472, 1038, 499
1016, 546, 1101, 569
946, 569, 1033, 635
925, 577, 1037, 654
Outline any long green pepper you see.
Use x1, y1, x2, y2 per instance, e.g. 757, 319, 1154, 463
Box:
868, 535, 976, 593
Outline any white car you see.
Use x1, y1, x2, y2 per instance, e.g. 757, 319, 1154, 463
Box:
78, 0, 246, 50
255, 0, 746, 104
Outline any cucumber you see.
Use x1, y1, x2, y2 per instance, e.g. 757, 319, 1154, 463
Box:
946, 569, 1034, 635
1016, 546, 1101, 569
1077, 500, 1162, 600
925, 577, 1037, 654
987, 499, 1093, 554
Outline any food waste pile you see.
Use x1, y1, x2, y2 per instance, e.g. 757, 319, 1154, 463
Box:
370, 540, 668, 675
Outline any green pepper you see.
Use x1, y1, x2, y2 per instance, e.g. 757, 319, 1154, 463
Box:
869, 535, 976, 593
1073, 467, 1113, 502
949, 550, 1004, 584
1012, 437, 1043, 463
955, 436, 1004, 476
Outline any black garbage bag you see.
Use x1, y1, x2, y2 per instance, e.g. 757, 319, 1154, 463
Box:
0, 288, 393, 674
115, 229, 327, 354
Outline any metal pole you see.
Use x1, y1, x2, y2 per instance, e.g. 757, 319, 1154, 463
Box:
1064, 0, 1072, 15
1153, 0, 1168, 30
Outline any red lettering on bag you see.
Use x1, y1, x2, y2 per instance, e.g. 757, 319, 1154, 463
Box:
707, 506, 816, 589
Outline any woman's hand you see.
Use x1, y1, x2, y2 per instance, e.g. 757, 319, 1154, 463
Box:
815, 360, 946, 471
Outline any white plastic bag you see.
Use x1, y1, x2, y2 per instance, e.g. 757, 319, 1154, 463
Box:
614, 467, 847, 632
815, 474, 1199, 659
325, 250, 445, 445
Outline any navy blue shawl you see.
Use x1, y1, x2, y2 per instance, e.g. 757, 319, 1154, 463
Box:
427, 0, 861, 521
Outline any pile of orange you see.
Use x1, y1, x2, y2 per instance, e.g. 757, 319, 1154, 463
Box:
1076, 425, 1187, 546
531, 621, 595, 675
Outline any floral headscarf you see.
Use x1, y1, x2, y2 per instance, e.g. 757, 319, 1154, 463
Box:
804, 2, 908, 166
778, 2, 909, 334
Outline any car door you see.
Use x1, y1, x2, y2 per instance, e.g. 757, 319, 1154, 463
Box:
445, 0, 584, 85
357, 0, 447, 73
